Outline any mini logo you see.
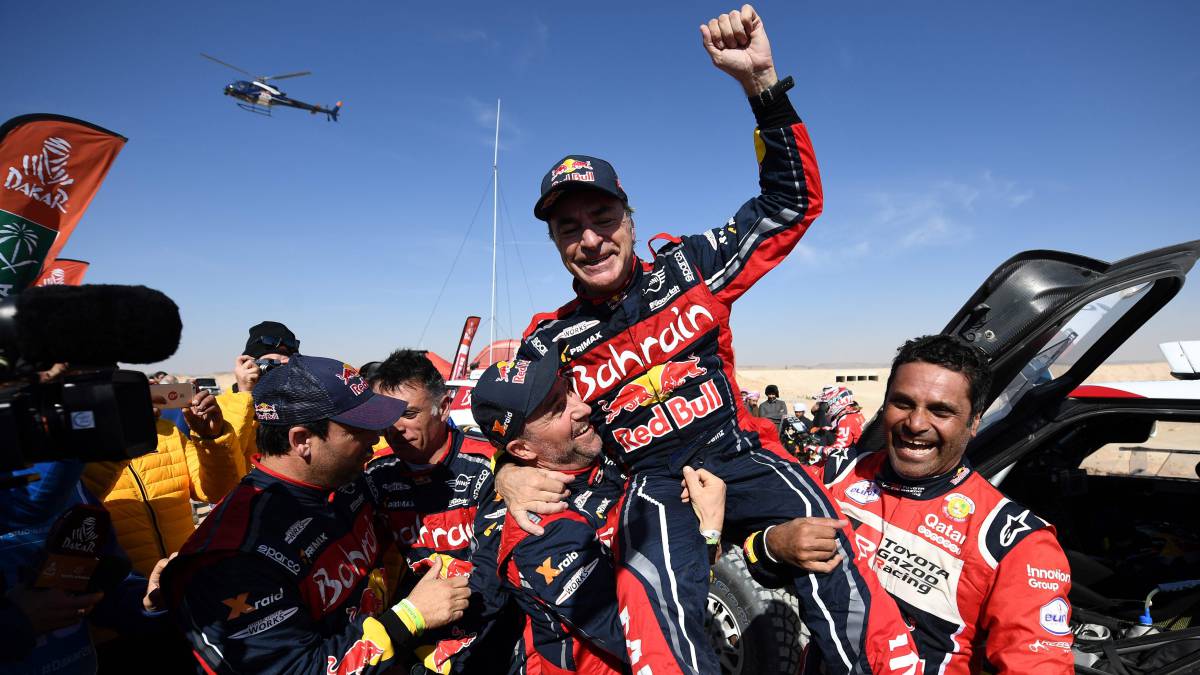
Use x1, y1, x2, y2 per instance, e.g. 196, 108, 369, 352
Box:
552, 320, 600, 342
942, 493, 975, 522
646, 268, 667, 292
283, 517, 312, 544
447, 474, 471, 492
229, 607, 299, 639
555, 559, 599, 604
846, 480, 880, 505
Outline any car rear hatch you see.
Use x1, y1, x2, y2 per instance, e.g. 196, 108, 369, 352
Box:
859, 239, 1200, 475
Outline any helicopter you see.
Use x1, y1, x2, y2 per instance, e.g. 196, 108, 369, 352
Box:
201, 53, 342, 121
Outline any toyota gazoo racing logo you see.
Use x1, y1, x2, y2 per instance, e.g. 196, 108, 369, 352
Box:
571, 301, 716, 402
601, 355, 707, 424
336, 363, 369, 396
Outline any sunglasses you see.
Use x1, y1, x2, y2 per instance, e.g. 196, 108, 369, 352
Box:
254, 335, 300, 353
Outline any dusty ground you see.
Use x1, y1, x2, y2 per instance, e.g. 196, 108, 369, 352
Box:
187, 362, 1199, 480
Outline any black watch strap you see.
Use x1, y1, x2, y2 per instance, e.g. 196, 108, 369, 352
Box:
751, 75, 794, 109
749, 75, 800, 128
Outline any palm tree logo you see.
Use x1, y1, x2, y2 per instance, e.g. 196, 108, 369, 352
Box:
0, 221, 45, 274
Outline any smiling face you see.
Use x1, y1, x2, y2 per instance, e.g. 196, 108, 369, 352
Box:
376, 380, 450, 463
510, 378, 602, 472
548, 190, 635, 298
883, 362, 981, 479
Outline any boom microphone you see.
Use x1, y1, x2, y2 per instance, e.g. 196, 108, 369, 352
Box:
0, 284, 182, 368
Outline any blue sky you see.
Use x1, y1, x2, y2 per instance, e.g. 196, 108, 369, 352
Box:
2, 1, 1197, 373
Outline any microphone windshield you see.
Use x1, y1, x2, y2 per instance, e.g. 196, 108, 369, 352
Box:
15, 285, 182, 365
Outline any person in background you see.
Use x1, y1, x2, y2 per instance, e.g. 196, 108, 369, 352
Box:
162, 354, 469, 675
798, 385, 867, 464
82, 387, 240, 577
758, 383, 788, 431
215, 320, 300, 473
740, 389, 761, 416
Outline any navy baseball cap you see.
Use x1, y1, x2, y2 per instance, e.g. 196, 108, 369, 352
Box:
533, 155, 628, 221
252, 354, 407, 429
471, 355, 562, 449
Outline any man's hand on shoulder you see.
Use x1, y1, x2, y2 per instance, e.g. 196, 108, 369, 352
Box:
494, 463, 571, 536
700, 4, 778, 95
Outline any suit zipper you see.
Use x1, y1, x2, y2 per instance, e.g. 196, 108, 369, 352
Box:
128, 466, 169, 559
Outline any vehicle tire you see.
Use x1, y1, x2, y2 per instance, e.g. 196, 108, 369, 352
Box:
707, 547, 808, 675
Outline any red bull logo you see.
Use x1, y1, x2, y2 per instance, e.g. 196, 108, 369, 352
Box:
336, 363, 369, 395
327, 638, 386, 675
600, 355, 706, 423
612, 379, 723, 453
254, 402, 279, 421
551, 158, 593, 179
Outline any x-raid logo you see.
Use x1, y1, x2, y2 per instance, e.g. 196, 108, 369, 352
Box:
4, 137, 74, 213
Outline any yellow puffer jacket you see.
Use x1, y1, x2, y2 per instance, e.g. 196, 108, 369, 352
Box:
216, 389, 258, 475
82, 417, 241, 576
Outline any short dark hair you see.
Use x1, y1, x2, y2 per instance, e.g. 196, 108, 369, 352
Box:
256, 419, 330, 457
368, 349, 447, 400
889, 335, 992, 416
765, 384, 779, 397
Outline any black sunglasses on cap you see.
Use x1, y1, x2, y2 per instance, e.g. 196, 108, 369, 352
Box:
254, 335, 300, 353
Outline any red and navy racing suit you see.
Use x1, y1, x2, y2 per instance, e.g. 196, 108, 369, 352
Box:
519, 92, 919, 674
161, 462, 413, 675
801, 409, 866, 464
363, 423, 519, 673
745, 450, 1074, 674
496, 464, 627, 675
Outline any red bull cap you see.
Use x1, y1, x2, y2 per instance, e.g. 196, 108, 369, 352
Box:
470, 351, 562, 449
252, 354, 407, 430
534, 154, 628, 221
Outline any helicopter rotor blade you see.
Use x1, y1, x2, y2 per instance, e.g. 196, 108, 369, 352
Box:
263, 71, 312, 81
200, 53, 254, 77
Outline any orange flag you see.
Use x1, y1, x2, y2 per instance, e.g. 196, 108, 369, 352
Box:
34, 258, 89, 286
0, 114, 125, 296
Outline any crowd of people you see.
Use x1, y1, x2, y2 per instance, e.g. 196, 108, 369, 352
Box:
2, 5, 1075, 674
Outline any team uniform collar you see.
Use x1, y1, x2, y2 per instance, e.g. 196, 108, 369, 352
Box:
877, 459, 973, 500
572, 256, 645, 307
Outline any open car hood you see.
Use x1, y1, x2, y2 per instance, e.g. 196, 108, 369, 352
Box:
860, 239, 1200, 474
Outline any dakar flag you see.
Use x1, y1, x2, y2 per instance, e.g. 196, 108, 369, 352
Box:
0, 114, 125, 297
34, 258, 89, 286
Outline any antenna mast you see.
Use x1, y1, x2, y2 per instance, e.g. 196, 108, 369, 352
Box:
490, 99, 500, 351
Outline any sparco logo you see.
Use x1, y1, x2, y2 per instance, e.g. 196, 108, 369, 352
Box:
553, 320, 600, 342
256, 545, 301, 575
4, 137, 74, 212
571, 302, 715, 400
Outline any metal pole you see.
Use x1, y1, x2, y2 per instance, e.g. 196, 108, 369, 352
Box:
490, 99, 500, 353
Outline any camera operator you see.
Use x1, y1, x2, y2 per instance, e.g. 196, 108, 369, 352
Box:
215, 321, 299, 473
2, 462, 172, 673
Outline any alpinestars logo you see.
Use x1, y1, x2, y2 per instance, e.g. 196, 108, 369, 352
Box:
4, 137, 74, 212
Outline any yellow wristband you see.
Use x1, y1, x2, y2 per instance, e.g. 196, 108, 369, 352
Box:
395, 599, 426, 635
